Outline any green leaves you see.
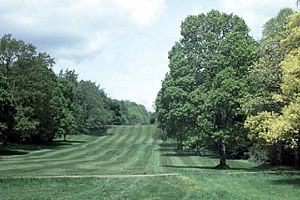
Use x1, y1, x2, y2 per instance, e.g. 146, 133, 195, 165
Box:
0, 75, 16, 142
156, 10, 258, 161
1, 34, 146, 143
246, 12, 300, 153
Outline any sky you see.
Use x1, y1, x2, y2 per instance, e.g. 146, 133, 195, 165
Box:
0, 0, 298, 111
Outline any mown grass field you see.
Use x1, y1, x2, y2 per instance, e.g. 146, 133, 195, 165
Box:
1, 125, 300, 199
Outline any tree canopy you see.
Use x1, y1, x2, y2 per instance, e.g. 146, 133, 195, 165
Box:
0, 34, 150, 144
246, 11, 300, 168
156, 10, 259, 167
156, 8, 300, 169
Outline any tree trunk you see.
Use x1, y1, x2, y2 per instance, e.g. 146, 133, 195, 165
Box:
270, 144, 282, 165
295, 148, 300, 169
277, 142, 283, 165
3, 134, 8, 147
295, 138, 300, 169
217, 139, 228, 168
63, 134, 67, 142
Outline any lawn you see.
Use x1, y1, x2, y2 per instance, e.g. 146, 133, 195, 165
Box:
1, 125, 300, 199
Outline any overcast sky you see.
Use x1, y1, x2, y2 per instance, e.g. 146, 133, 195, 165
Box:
0, 0, 298, 111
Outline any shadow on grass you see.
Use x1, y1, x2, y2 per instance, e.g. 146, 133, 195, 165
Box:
161, 164, 248, 171
161, 152, 219, 159
86, 128, 112, 136
162, 163, 300, 174
270, 178, 300, 186
161, 152, 197, 157
159, 142, 219, 158
0, 149, 29, 156
0, 128, 115, 156
159, 143, 224, 169
0, 139, 88, 154
159, 143, 177, 148
159, 141, 300, 172
157, 143, 177, 152
64, 140, 86, 143
19, 140, 86, 151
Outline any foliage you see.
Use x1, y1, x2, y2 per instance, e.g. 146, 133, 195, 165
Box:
51, 75, 77, 141
246, 12, 300, 167
245, 8, 294, 115
109, 100, 150, 125
246, 49, 300, 149
0, 34, 148, 144
0, 34, 57, 142
0, 75, 16, 144
76, 80, 112, 133
156, 10, 259, 167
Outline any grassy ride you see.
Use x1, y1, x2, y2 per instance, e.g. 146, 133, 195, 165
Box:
1, 125, 300, 199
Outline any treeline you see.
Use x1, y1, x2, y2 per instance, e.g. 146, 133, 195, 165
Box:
0, 34, 150, 144
156, 9, 300, 168
110, 100, 150, 125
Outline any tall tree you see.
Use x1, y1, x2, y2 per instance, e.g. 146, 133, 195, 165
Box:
156, 10, 259, 167
246, 12, 300, 168
244, 8, 295, 165
245, 8, 294, 115
52, 75, 77, 141
0, 34, 57, 142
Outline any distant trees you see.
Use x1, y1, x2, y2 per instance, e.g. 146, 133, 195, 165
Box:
109, 100, 150, 125
156, 8, 300, 168
0, 34, 150, 145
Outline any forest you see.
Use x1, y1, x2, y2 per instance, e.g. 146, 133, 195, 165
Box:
0, 35, 151, 144
155, 8, 300, 169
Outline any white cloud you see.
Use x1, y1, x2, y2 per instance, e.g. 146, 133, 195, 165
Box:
56, 31, 107, 62
113, 0, 165, 26
218, 0, 298, 38
189, 0, 297, 39
0, 0, 165, 61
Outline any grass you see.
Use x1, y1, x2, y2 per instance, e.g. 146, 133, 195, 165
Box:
1, 125, 300, 199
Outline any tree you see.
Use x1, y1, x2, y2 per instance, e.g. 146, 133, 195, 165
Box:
0, 34, 21, 77
242, 8, 295, 165
109, 100, 128, 125
120, 101, 150, 125
0, 34, 57, 142
0, 75, 16, 145
12, 52, 57, 142
246, 12, 300, 168
52, 76, 77, 141
76, 80, 112, 133
156, 10, 259, 168
1, 33, 152, 144
246, 8, 294, 112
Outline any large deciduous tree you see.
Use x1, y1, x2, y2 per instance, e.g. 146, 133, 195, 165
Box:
0, 34, 57, 142
156, 10, 259, 168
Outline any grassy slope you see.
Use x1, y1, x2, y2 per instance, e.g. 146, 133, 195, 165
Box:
1, 125, 300, 200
